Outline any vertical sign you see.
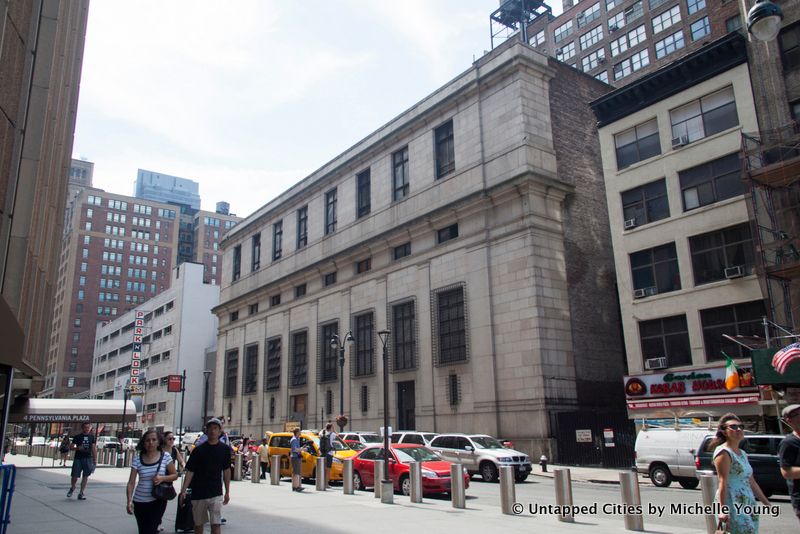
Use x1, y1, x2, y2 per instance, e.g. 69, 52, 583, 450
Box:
130, 310, 144, 395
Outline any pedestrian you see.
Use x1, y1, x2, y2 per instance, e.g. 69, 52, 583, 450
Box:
179, 418, 231, 534
778, 404, 800, 524
290, 427, 304, 492
68, 421, 97, 500
126, 429, 178, 534
257, 438, 269, 480
59, 434, 71, 466
711, 413, 770, 533
322, 422, 336, 487
163, 431, 186, 473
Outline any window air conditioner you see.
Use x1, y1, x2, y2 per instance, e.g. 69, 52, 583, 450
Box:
624, 218, 637, 229
609, 24, 619, 32
644, 356, 668, 370
633, 288, 647, 299
598, 57, 607, 64
556, 48, 563, 56
724, 265, 745, 279
645, 286, 658, 296
671, 135, 690, 148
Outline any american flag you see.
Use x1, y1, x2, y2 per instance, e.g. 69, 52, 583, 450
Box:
772, 342, 800, 374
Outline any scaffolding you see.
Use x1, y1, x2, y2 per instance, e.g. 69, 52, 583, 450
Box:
741, 123, 800, 336
489, 0, 552, 49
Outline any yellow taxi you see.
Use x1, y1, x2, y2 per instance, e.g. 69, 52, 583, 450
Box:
267, 431, 357, 481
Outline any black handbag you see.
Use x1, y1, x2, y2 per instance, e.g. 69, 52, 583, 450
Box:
151, 452, 177, 501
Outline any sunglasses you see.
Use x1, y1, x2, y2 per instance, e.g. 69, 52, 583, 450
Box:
725, 424, 744, 431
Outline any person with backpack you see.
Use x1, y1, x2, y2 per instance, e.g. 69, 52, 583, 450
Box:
59, 434, 71, 466
320, 423, 336, 488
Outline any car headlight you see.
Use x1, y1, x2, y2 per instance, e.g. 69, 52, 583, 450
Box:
498, 457, 512, 462
421, 469, 437, 478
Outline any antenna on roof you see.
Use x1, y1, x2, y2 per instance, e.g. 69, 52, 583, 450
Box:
489, 0, 552, 50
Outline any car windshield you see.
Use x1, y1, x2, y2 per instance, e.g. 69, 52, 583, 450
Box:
393, 447, 441, 463
423, 434, 437, 443
361, 434, 382, 443
347, 441, 366, 450
470, 436, 505, 449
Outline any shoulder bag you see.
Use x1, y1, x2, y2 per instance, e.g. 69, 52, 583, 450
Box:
151, 452, 177, 501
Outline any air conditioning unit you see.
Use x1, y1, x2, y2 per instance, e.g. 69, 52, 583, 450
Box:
633, 288, 647, 299
577, 13, 585, 20
645, 286, 658, 296
609, 24, 619, 32
556, 48, 563, 56
598, 56, 607, 64
624, 218, 637, 229
644, 356, 668, 370
725, 265, 745, 279
671, 135, 690, 148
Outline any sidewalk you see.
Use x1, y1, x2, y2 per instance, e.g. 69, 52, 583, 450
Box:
5, 455, 702, 534
531, 463, 646, 485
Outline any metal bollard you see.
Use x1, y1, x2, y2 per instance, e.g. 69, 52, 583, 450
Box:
381, 479, 394, 504
699, 474, 718, 534
409, 462, 423, 503
270, 455, 281, 485
233, 454, 242, 481
116, 450, 124, 468
125, 449, 134, 467
619, 471, 644, 531
450, 464, 465, 509
343, 459, 354, 495
499, 465, 516, 515
554, 468, 574, 523
251, 452, 260, 483
374, 460, 384, 499
316, 457, 326, 490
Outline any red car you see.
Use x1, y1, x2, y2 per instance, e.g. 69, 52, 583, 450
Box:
352, 444, 470, 496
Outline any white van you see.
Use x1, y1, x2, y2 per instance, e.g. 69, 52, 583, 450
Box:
634, 427, 713, 488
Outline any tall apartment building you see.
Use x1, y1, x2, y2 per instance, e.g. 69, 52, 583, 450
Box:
522, 0, 740, 86
64, 158, 94, 233
90, 263, 219, 433
0, 0, 89, 449
135, 169, 201, 210
192, 210, 241, 285
213, 40, 628, 465
42, 189, 181, 398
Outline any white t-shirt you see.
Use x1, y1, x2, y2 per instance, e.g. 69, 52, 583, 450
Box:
132, 452, 173, 503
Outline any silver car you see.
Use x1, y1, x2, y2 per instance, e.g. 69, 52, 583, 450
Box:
429, 433, 532, 482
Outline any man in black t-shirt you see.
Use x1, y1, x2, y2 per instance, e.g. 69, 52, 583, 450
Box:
779, 404, 800, 523
180, 418, 231, 533
68, 422, 96, 500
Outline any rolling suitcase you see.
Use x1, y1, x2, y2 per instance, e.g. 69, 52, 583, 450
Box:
175, 490, 194, 533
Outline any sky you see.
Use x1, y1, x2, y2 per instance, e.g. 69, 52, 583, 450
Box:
73, 1, 562, 217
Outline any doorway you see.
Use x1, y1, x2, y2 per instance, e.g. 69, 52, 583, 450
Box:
396, 381, 415, 431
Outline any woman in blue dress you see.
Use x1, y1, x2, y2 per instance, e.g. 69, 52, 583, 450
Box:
711, 413, 770, 533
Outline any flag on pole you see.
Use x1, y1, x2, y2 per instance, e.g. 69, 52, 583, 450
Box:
724, 354, 739, 390
771, 342, 800, 374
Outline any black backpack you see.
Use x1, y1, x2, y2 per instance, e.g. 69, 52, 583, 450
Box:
319, 432, 330, 455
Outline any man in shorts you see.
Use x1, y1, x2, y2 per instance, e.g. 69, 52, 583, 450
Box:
68, 422, 96, 500
779, 404, 800, 523
180, 418, 231, 534
290, 427, 304, 492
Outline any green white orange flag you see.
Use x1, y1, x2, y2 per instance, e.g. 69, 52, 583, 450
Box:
724, 353, 739, 390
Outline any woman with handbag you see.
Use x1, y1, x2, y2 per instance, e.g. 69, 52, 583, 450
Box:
126, 429, 179, 534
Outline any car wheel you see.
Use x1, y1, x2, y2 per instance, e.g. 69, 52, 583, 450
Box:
514, 472, 528, 483
649, 464, 672, 487
480, 461, 499, 483
353, 471, 365, 491
678, 478, 699, 490
400, 475, 411, 496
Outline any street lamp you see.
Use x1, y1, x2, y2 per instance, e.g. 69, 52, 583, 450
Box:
377, 329, 391, 488
330, 331, 354, 433
202, 370, 212, 426
747, 0, 784, 42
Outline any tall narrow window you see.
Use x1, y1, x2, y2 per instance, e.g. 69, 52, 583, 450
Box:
392, 147, 409, 201
354, 312, 374, 377
325, 390, 333, 415
232, 245, 241, 281
356, 169, 371, 218
296, 206, 308, 249
290, 331, 307, 387
360, 385, 369, 413
392, 301, 416, 371
325, 188, 337, 235
272, 220, 283, 260
448, 374, 460, 406
436, 287, 467, 364
319, 322, 338, 383
224, 349, 239, 397
243, 344, 258, 394
251, 233, 261, 271
265, 337, 281, 391
435, 120, 455, 178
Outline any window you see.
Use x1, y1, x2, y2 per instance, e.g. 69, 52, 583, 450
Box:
436, 286, 467, 364
265, 337, 281, 391
595, 70, 609, 83
609, 11, 626, 33
294, 284, 306, 298
624, 1, 643, 23
230, 311, 239, 322
325, 188, 337, 235
558, 40, 576, 61
435, 120, 455, 178
671, 87, 738, 144
291, 331, 308, 386
354, 312, 374, 377
392, 147, 409, 201
701, 300, 766, 360
356, 258, 371, 274
614, 119, 660, 169
610, 25, 645, 57
621, 179, 669, 227
323, 272, 337, 287
243, 344, 258, 394
679, 153, 742, 210
67, 377, 75, 388
726, 15, 742, 33
690, 223, 755, 285
437, 223, 459, 244
272, 221, 283, 260
393, 242, 411, 260
269, 397, 275, 419
296, 206, 308, 249
325, 389, 333, 415
448, 374, 460, 406
356, 169, 371, 218
613, 48, 649, 80
251, 233, 261, 271
606, 0, 622, 9
639, 315, 692, 367
249, 303, 259, 315
630, 242, 681, 295
648, 0, 669, 8
652, 5, 681, 35
579, 25, 604, 50
687, 0, 705, 14
780, 23, 800, 71
360, 385, 369, 413
655, 30, 685, 59
577, 3, 600, 27
582, 48, 606, 71
392, 301, 416, 371
270, 294, 281, 307
554, 20, 574, 43
530, 30, 545, 46
690, 16, 710, 41
232, 245, 241, 281
224, 349, 238, 397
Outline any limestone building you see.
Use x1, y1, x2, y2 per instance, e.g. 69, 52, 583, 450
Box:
213, 40, 626, 463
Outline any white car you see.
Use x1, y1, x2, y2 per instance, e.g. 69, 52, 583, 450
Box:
429, 433, 532, 482
121, 438, 139, 450
97, 436, 121, 449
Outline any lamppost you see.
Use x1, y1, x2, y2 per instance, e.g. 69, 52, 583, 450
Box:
202, 370, 212, 426
377, 329, 391, 486
746, 0, 784, 42
330, 331, 354, 433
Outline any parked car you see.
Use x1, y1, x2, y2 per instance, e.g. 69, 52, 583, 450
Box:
429, 433, 532, 482
267, 431, 357, 481
344, 440, 367, 451
391, 431, 438, 446
97, 436, 121, 449
634, 427, 713, 488
340, 432, 383, 445
695, 434, 787, 497
352, 444, 470, 495
121, 437, 139, 451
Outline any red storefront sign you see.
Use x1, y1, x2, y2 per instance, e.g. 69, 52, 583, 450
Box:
623, 365, 756, 400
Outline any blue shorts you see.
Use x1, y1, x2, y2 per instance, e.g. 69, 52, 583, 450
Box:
71, 457, 94, 478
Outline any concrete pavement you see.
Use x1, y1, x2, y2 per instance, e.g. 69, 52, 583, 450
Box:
5, 455, 705, 534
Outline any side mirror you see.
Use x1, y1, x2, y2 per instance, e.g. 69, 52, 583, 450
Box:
464, 446, 473, 452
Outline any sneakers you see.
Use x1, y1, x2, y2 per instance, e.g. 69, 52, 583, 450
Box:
77, 493, 86, 500
292, 486, 305, 492
66, 488, 74, 498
